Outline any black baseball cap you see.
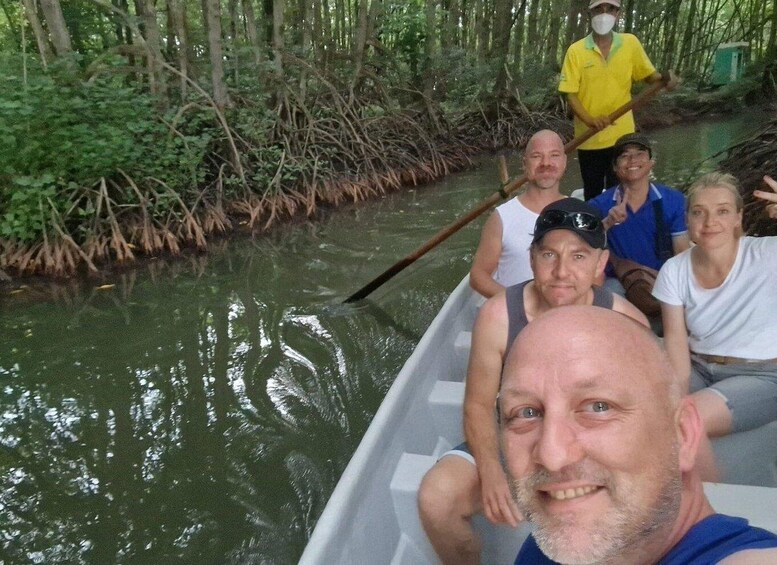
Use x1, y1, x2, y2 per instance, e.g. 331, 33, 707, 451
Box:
613, 133, 653, 160
532, 198, 607, 250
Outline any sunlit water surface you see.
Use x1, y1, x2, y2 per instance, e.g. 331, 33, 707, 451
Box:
0, 114, 766, 563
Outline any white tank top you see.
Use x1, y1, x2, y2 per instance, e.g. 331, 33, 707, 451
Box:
493, 198, 537, 287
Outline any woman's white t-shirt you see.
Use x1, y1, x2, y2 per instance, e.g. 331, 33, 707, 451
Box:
653, 236, 777, 359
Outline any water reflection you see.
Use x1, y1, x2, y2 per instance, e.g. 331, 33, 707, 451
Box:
1, 224, 455, 564
0, 114, 765, 563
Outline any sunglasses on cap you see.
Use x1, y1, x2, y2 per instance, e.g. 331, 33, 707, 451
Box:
536, 209, 603, 232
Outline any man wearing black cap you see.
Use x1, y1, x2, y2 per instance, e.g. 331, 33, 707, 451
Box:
588, 133, 690, 301
559, 0, 678, 200
417, 199, 647, 565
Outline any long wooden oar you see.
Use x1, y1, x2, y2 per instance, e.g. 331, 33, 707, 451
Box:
344, 78, 669, 303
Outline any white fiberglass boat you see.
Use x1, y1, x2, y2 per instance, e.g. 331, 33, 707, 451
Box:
301, 276, 777, 564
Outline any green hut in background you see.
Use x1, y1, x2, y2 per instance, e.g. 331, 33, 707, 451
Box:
711, 42, 749, 86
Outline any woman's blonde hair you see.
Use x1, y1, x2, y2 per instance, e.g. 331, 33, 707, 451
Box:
686, 171, 744, 213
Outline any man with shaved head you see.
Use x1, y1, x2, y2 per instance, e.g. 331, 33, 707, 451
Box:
500, 307, 777, 564
470, 130, 568, 298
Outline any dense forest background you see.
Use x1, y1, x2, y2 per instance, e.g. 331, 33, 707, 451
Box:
2, 0, 777, 277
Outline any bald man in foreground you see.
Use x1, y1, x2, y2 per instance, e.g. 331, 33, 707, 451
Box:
500, 307, 777, 564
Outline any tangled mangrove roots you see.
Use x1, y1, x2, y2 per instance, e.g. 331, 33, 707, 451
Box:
719, 117, 777, 237
0, 178, 217, 278
1, 55, 569, 280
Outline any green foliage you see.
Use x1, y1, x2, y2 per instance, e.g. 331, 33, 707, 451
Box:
61, 0, 115, 59
0, 0, 765, 268
2, 66, 180, 184
0, 55, 216, 243
436, 48, 493, 109
381, 0, 426, 82
517, 64, 563, 109
0, 1, 22, 53
0, 175, 56, 242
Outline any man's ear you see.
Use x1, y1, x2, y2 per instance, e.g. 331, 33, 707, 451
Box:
676, 397, 704, 473
596, 249, 610, 275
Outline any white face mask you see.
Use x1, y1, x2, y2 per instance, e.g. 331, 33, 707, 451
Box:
591, 13, 616, 35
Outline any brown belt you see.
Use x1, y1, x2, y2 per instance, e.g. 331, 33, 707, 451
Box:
693, 353, 777, 365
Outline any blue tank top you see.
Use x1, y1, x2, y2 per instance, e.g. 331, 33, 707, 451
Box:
514, 514, 777, 564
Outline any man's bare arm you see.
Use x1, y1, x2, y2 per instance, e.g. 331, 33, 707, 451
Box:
661, 302, 692, 391
470, 212, 506, 298
611, 294, 649, 328
463, 293, 522, 526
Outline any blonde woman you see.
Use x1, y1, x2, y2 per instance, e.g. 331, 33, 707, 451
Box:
653, 172, 777, 453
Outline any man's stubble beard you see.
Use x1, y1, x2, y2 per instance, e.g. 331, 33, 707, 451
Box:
508, 454, 682, 565
532, 176, 562, 191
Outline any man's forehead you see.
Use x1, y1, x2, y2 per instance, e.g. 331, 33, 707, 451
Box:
505, 330, 658, 390
535, 230, 596, 250
502, 307, 666, 388
532, 142, 563, 153
502, 374, 604, 396
527, 133, 563, 152
502, 355, 645, 401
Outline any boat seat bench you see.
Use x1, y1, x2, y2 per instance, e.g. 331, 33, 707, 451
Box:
390, 453, 440, 563
428, 380, 465, 445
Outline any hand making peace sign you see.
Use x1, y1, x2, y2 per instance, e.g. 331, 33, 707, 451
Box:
603, 188, 629, 230
753, 175, 777, 220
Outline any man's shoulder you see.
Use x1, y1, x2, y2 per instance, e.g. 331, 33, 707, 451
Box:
565, 35, 590, 52
617, 32, 645, 47
719, 547, 777, 564
663, 514, 777, 565
653, 182, 683, 194
480, 290, 510, 324
503, 195, 542, 220
653, 183, 686, 204
588, 188, 617, 209
497, 197, 523, 212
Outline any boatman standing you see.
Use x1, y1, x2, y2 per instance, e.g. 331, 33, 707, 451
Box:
418, 199, 648, 564
559, 0, 678, 200
469, 130, 567, 298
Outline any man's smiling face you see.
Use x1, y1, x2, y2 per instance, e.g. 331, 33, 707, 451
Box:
614, 143, 653, 184
500, 308, 683, 564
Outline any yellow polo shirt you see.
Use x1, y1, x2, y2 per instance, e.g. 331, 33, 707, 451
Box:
559, 32, 656, 150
